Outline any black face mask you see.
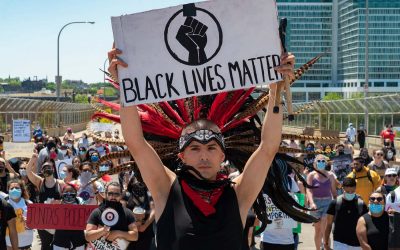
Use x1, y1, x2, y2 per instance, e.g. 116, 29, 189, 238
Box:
131, 183, 147, 197
102, 200, 123, 211
338, 150, 344, 155
43, 169, 54, 177
63, 192, 77, 204
46, 141, 56, 150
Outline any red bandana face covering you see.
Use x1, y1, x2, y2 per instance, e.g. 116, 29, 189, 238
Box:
181, 173, 228, 216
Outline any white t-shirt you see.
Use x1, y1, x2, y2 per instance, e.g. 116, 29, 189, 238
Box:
261, 178, 299, 245
6, 198, 34, 247
386, 186, 400, 213
346, 128, 357, 142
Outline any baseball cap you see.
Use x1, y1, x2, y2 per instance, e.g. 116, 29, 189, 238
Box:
385, 168, 397, 176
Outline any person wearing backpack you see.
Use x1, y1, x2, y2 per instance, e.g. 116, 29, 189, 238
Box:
346, 154, 381, 204
386, 185, 400, 249
324, 177, 368, 250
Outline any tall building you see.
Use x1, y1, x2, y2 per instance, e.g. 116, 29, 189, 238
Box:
276, 0, 400, 102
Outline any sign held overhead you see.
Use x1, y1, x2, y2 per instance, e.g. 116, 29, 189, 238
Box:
112, 0, 282, 106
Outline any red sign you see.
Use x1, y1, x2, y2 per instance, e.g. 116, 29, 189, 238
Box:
27, 204, 98, 230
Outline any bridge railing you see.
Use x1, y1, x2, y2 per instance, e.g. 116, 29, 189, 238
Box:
0, 97, 94, 137
283, 94, 400, 136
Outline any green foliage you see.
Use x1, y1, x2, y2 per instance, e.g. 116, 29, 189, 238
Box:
349, 92, 364, 99
0, 77, 21, 86
75, 94, 89, 103
46, 82, 56, 91
323, 92, 343, 101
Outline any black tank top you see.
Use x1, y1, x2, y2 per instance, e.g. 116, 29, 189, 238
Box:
155, 178, 243, 250
363, 212, 389, 250
39, 179, 61, 203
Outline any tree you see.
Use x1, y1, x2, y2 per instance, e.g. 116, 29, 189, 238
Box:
323, 92, 343, 101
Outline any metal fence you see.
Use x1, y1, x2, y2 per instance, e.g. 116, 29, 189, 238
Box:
0, 97, 94, 133
283, 94, 400, 136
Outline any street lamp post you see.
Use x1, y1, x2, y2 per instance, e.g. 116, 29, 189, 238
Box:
364, 0, 369, 134
56, 21, 95, 102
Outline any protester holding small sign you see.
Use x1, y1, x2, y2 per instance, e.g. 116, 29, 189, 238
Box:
85, 182, 138, 249
71, 162, 104, 205
5, 179, 33, 250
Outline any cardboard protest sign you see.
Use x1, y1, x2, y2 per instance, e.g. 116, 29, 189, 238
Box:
331, 154, 353, 183
112, 0, 282, 106
263, 193, 296, 230
4, 142, 35, 159
12, 120, 31, 142
26, 204, 97, 230
90, 122, 114, 133
55, 159, 72, 178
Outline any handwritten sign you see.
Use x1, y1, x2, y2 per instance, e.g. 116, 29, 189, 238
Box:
263, 194, 296, 230
112, 0, 282, 105
12, 120, 31, 142
26, 204, 97, 230
4, 142, 35, 159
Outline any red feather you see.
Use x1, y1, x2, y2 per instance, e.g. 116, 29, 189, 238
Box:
91, 112, 121, 123
221, 88, 255, 126
158, 102, 185, 126
221, 116, 251, 132
175, 99, 190, 123
207, 92, 228, 123
96, 98, 120, 111
192, 96, 201, 120
138, 105, 181, 139
106, 78, 120, 90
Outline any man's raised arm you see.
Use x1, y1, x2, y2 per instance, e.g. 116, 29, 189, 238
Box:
109, 48, 174, 207
234, 53, 294, 216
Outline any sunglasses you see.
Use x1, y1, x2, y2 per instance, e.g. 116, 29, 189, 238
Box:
107, 192, 121, 197
376, 153, 383, 156
386, 174, 397, 178
317, 160, 326, 163
369, 197, 384, 202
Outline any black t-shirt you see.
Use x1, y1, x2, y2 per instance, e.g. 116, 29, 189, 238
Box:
242, 210, 256, 250
87, 206, 135, 232
0, 199, 17, 249
327, 198, 368, 246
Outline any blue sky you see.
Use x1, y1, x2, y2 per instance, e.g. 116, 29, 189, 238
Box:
0, 0, 202, 83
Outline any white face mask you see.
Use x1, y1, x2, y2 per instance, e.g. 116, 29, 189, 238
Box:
80, 171, 92, 184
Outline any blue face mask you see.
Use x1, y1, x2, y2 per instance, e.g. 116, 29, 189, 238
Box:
316, 161, 326, 170
306, 147, 314, 151
9, 188, 22, 200
369, 204, 384, 214
90, 155, 99, 163
344, 192, 356, 200
59, 171, 67, 180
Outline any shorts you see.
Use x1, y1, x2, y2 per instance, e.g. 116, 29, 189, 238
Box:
310, 197, 332, 219
333, 241, 361, 250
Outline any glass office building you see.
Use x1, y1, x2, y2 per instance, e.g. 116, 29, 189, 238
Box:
277, 0, 400, 102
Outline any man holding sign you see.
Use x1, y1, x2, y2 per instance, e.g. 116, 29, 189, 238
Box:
108, 2, 295, 250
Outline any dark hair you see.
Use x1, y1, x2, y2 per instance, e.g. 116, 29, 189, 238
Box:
181, 119, 221, 136
79, 161, 93, 171
342, 177, 356, 187
106, 181, 121, 193
306, 143, 314, 148
64, 165, 79, 180
7, 178, 30, 200
370, 191, 386, 203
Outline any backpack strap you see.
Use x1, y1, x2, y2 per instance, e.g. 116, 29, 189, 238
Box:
366, 170, 373, 184
357, 197, 364, 216
335, 195, 343, 219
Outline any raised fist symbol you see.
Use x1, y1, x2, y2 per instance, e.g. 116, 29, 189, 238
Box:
176, 17, 208, 65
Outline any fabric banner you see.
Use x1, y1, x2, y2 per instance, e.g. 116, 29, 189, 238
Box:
112, 0, 282, 105
87, 238, 129, 250
26, 204, 97, 230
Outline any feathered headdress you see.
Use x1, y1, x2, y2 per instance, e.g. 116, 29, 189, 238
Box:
88, 53, 343, 234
